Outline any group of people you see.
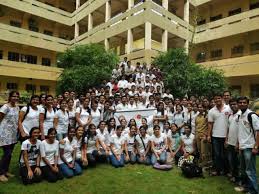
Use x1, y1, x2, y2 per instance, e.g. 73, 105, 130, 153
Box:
0, 58, 258, 194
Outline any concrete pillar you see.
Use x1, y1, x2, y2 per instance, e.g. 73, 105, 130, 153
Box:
128, 0, 134, 10
105, 38, 110, 51
162, 0, 168, 10
76, 0, 80, 9
88, 13, 93, 31
184, 0, 190, 53
105, 1, 111, 22
74, 22, 79, 39
145, 22, 152, 50
162, 30, 168, 52
127, 29, 133, 54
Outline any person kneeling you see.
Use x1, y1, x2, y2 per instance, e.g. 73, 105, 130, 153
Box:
19, 127, 42, 185
59, 127, 82, 178
124, 125, 137, 164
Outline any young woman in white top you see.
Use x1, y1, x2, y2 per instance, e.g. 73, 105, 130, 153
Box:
39, 95, 55, 140
19, 127, 42, 185
136, 126, 151, 165
166, 100, 175, 124
76, 98, 92, 130
179, 125, 196, 159
96, 121, 110, 157
150, 125, 167, 165
54, 99, 69, 141
85, 124, 104, 166
73, 126, 88, 168
124, 125, 137, 164
90, 101, 101, 127
107, 118, 116, 136
40, 128, 63, 182
67, 98, 76, 128
172, 104, 186, 135
109, 125, 126, 168
0, 91, 20, 182
59, 127, 82, 178
153, 102, 167, 132
163, 122, 171, 136
167, 123, 181, 165
18, 95, 40, 141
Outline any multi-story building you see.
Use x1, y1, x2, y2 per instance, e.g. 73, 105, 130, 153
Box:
0, 0, 258, 99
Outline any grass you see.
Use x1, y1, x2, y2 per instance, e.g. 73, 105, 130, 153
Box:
0, 145, 256, 194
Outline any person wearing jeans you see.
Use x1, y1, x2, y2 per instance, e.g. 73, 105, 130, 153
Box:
124, 125, 137, 164
150, 125, 167, 165
0, 91, 20, 182
235, 97, 259, 194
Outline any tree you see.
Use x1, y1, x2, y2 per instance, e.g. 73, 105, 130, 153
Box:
153, 48, 227, 98
57, 44, 119, 94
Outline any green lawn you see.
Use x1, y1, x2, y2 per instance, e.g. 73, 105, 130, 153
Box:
0, 145, 255, 194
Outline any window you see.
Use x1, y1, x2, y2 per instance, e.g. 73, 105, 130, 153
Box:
21, 54, 37, 64
196, 52, 206, 62
251, 84, 259, 98
28, 18, 39, 32
211, 49, 222, 58
42, 58, 51, 66
43, 30, 53, 36
40, 85, 50, 93
228, 8, 241, 16
197, 19, 206, 25
6, 83, 18, 90
250, 2, 259, 10
0, 50, 3, 59
8, 52, 19, 62
10, 20, 21, 28
231, 45, 244, 55
250, 42, 259, 53
210, 14, 222, 22
26, 84, 36, 94
29, 26, 39, 32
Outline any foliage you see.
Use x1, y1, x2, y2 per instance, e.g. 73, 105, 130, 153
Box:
153, 48, 227, 98
19, 91, 31, 104
57, 44, 119, 94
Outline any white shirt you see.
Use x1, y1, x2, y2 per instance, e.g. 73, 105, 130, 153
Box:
238, 109, 259, 149
118, 80, 128, 89
227, 111, 240, 146
173, 112, 186, 134
124, 134, 135, 152
73, 136, 87, 160
76, 107, 91, 126
136, 73, 145, 82
136, 134, 150, 154
68, 109, 76, 128
40, 108, 55, 135
86, 135, 98, 154
151, 133, 167, 152
97, 128, 110, 146
110, 134, 125, 155
162, 93, 174, 99
181, 133, 195, 153
115, 103, 128, 111
21, 106, 40, 135
91, 109, 101, 127
208, 104, 231, 138
55, 109, 69, 134
40, 140, 59, 166
20, 139, 41, 166
58, 137, 76, 164
126, 82, 136, 89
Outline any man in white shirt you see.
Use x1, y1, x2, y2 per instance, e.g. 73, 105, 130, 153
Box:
115, 96, 128, 111
120, 57, 128, 70
208, 93, 231, 176
126, 77, 135, 89
234, 96, 259, 194
118, 76, 128, 89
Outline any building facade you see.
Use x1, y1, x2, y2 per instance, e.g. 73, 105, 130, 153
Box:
0, 0, 259, 99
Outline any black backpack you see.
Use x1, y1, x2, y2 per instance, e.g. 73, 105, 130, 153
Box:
181, 162, 203, 178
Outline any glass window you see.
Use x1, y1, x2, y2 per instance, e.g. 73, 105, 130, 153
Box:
250, 42, 259, 53
6, 83, 18, 90
8, 52, 19, 62
250, 2, 259, 10
21, 54, 37, 64
43, 30, 53, 36
40, 85, 50, 94
26, 84, 36, 94
0, 50, 3, 59
196, 52, 206, 62
42, 58, 51, 66
251, 84, 259, 98
211, 49, 222, 59
10, 20, 22, 28
231, 45, 244, 55
210, 14, 222, 22
228, 8, 241, 16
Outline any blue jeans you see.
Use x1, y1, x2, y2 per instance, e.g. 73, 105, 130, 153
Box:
137, 154, 151, 165
110, 154, 125, 168
151, 151, 167, 165
212, 137, 226, 173
240, 148, 258, 194
59, 162, 82, 178
125, 151, 137, 164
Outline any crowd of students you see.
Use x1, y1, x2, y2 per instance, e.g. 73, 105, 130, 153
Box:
0, 57, 258, 194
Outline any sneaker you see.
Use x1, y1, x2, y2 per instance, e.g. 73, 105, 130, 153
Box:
0, 175, 8, 182
5, 172, 15, 178
234, 186, 246, 192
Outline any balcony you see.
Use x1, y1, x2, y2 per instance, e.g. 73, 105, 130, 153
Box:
0, 23, 70, 52
0, 59, 62, 81
195, 8, 259, 43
